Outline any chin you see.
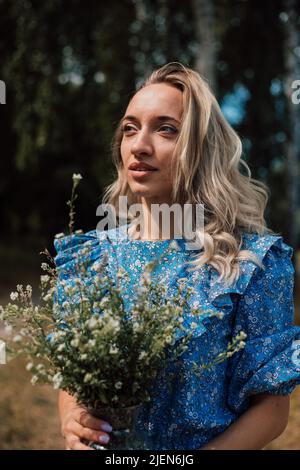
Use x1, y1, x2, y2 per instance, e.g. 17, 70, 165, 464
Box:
129, 183, 155, 198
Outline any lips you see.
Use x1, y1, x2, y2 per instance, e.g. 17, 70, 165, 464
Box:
128, 162, 158, 171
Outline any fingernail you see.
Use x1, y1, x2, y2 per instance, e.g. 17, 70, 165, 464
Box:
100, 423, 113, 432
99, 434, 110, 444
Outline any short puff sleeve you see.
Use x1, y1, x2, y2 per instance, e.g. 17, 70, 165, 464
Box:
226, 238, 300, 415
52, 229, 109, 320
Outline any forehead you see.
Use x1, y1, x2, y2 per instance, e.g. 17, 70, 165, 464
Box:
125, 83, 183, 119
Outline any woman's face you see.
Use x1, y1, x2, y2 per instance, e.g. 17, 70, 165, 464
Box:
120, 83, 183, 203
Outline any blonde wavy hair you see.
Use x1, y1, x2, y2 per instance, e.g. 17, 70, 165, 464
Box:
102, 62, 279, 285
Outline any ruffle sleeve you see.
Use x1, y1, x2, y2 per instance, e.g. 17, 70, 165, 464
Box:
219, 234, 300, 415
52, 229, 110, 319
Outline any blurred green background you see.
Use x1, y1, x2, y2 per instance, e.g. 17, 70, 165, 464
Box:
0, 0, 300, 450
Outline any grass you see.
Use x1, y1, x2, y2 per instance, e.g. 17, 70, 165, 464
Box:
0, 356, 299, 449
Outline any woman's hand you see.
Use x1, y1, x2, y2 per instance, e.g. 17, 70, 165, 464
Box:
58, 390, 113, 450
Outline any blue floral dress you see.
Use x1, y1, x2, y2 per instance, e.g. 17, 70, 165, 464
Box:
53, 226, 300, 450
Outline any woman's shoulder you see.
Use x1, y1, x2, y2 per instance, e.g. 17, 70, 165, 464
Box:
208, 230, 294, 309
53, 227, 115, 279
241, 230, 293, 260
240, 230, 294, 283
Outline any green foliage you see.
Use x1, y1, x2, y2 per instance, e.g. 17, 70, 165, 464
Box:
0, 0, 295, 248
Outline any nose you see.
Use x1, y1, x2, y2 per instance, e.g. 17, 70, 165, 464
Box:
130, 128, 153, 157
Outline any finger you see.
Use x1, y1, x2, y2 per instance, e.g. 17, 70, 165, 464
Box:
80, 426, 111, 446
69, 419, 110, 445
64, 419, 110, 447
73, 440, 95, 451
68, 436, 94, 451
78, 410, 112, 432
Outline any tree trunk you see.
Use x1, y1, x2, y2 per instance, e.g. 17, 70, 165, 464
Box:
191, 0, 217, 93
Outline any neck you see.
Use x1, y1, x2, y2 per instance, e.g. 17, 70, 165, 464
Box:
139, 196, 176, 240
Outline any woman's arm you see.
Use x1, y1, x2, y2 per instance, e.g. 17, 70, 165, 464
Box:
200, 394, 290, 450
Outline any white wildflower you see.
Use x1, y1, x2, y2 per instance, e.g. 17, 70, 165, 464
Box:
138, 351, 147, 360
40, 275, 50, 283
41, 263, 48, 271
70, 338, 79, 347
72, 173, 82, 184
83, 373, 92, 383
10, 292, 18, 301
43, 293, 52, 302
109, 345, 119, 354
54, 232, 65, 239
31, 375, 38, 385
26, 362, 33, 371
108, 318, 120, 332
57, 344, 65, 352
87, 317, 98, 329
114, 381, 122, 390
26, 285, 32, 295
13, 335, 22, 342
88, 339, 96, 348
53, 372, 63, 389
236, 331, 247, 341
99, 296, 109, 307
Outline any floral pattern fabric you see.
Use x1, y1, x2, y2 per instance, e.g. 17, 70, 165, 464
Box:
54, 226, 300, 450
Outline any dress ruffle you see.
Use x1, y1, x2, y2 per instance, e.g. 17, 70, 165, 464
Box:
53, 229, 109, 278
208, 232, 294, 310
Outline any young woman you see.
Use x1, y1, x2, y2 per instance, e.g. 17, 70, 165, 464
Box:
55, 62, 300, 450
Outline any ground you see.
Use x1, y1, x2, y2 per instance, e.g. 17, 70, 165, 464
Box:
0, 356, 299, 450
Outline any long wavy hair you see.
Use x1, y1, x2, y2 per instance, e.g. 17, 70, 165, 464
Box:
102, 62, 279, 285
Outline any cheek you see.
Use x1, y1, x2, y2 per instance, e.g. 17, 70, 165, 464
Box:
158, 150, 176, 177
120, 143, 125, 164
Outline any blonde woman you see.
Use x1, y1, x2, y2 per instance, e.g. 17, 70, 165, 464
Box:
55, 62, 300, 450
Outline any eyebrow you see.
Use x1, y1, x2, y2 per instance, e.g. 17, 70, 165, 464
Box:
121, 115, 181, 125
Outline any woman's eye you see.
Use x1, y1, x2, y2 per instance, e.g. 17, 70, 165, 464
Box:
121, 124, 178, 134
159, 125, 177, 133
122, 125, 135, 132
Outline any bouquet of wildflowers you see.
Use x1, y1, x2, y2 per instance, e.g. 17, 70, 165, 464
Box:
0, 174, 247, 449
